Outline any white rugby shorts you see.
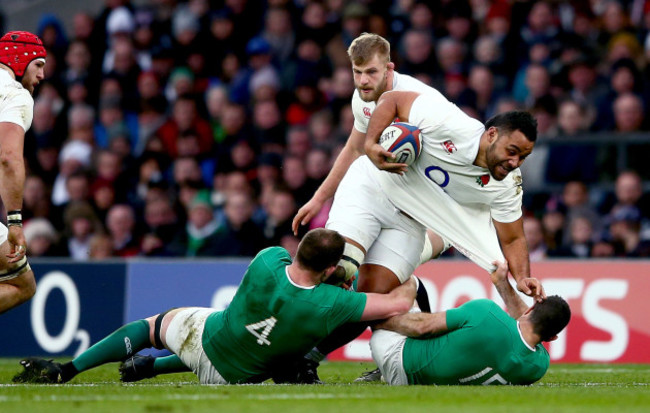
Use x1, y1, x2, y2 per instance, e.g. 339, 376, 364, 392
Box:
326, 157, 425, 283
165, 307, 228, 384
370, 329, 409, 385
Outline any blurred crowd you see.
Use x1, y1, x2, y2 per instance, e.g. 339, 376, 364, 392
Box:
6, 0, 650, 261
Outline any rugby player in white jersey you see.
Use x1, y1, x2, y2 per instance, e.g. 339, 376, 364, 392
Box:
290, 33, 544, 382
0, 31, 46, 314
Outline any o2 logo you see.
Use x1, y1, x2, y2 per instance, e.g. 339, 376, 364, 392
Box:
211, 285, 238, 310
30, 271, 90, 357
424, 165, 450, 188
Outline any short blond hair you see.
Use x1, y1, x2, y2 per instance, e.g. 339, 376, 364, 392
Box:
347, 32, 390, 66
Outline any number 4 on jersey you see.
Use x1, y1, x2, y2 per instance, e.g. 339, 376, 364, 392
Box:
245, 316, 277, 345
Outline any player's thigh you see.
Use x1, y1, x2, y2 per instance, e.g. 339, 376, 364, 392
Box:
363, 219, 425, 286
370, 329, 409, 386
326, 159, 395, 252
164, 307, 228, 384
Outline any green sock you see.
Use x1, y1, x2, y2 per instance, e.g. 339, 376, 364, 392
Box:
153, 355, 191, 375
72, 320, 151, 373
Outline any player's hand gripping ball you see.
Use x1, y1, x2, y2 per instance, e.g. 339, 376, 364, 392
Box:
379, 122, 422, 165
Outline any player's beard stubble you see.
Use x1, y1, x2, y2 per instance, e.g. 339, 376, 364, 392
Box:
485, 142, 513, 181
357, 72, 388, 103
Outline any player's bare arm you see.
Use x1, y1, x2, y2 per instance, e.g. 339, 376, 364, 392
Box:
364, 91, 419, 173
375, 311, 448, 338
490, 260, 529, 319
0, 122, 27, 262
360, 276, 416, 321
493, 218, 545, 302
292, 128, 366, 235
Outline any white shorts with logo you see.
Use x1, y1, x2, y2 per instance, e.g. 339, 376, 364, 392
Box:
370, 329, 409, 385
165, 307, 228, 384
327, 157, 425, 283
373, 160, 506, 273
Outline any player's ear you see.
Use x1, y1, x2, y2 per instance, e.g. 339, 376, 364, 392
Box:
546, 335, 559, 342
323, 265, 338, 280
487, 126, 499, 143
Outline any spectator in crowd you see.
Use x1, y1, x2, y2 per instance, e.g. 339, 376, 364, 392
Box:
457, 64, 499, 121
541, 196, 567, 253
51, 140, 93, 207
67, 103, 96, 144
605, 206, 650, 257
599, 171, 650, 234
88, 233, 114, 259
263, 188, 298, 247
327, 66, 356, 124
435, 37, 467, 80
62, 201, 102, 261
157, 95, 212, 158
23, 218, 62, 257
561, 181, 602, 244
595, 58, 644, 130
89, 178, 116, 224
171, 156, 203, 188
557, 99, 591, 136
285, 126, 312, 159
211, 191, 265, 257
252, 99, 286, 153
544, 100, 599, 184
105, 203, 139, 257
549, 215, 596, 258
612, 92, 647, 132
523, 216, 547, 261
308, 110, 335, 148
141, 196, 179, 256
516, 0, 561, 66
213, 102, 250, 166
261, 6, 295, 65
397, 29, 437, 81
566, 56, 608, 111
168, 190, 220, 257
23, 175, 54, 224
305, 146, 331, 189
282, 155, 312, 206
229, 36, 280, 106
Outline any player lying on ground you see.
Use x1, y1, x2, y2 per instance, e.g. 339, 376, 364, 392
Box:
13, 228, 417, 384
371, 261, 570, 385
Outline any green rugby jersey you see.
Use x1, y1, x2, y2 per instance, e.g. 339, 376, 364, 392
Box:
403, 299, 549, 385
202, 247, 367, 383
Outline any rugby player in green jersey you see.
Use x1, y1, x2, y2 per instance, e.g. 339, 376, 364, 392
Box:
14, 228, 417, 384
371, 261, 570, 385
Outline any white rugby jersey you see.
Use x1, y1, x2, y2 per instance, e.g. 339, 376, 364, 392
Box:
370, 87, 524, 224
0, 69, 34, 132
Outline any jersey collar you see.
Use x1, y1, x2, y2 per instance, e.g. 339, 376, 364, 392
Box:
517, 321, 536, 352
285, 267, 316, 290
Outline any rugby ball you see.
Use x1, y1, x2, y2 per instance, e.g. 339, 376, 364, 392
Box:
379, 122, 422, 165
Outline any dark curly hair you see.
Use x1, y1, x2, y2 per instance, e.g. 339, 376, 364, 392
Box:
485, 111, 538, 142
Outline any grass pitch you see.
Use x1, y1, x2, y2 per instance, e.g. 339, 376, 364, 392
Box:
1, 359, 648, 413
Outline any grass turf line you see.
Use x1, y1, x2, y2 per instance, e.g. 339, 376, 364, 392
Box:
1, 359, 649, 413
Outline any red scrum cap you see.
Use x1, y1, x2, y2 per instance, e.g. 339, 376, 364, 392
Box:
0, 31, 47, 78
